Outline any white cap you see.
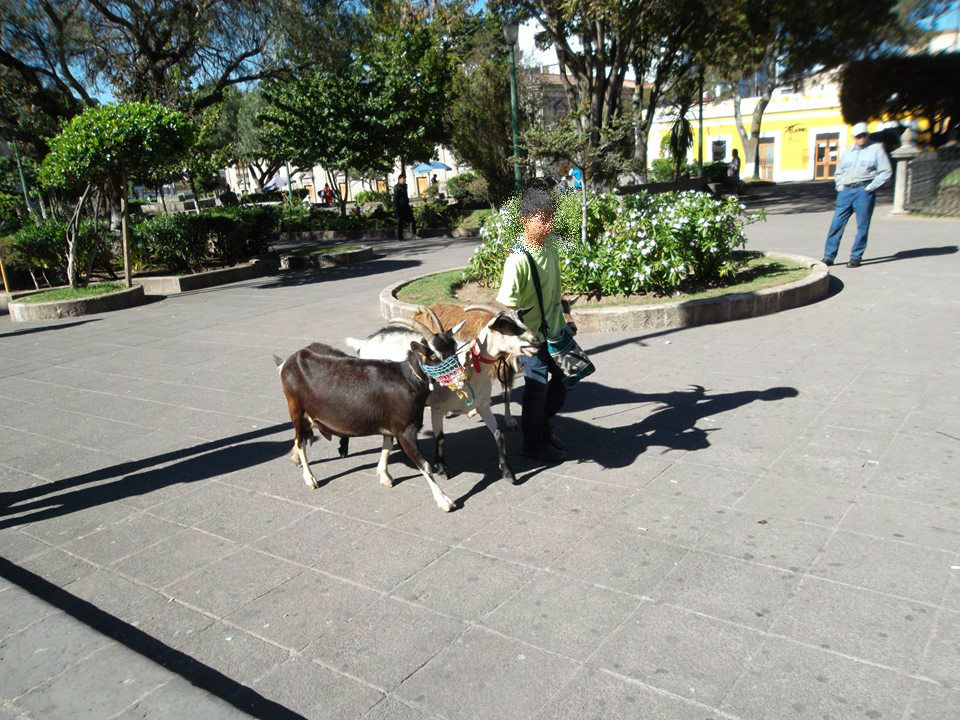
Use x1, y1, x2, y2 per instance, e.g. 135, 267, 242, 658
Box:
852, 122, 869, 137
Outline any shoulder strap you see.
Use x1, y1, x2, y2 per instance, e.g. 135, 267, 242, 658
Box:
520, 249, 549, 338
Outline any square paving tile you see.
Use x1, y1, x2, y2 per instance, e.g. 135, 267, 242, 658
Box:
809, 530, 953, 605
461, 508, 590, 569
921, 609, 960, 689
307, 596, 464, 691
114, 677, 247, 720
551, 528, 688, 597
0, 530, 49, 564
592, 600, 763, 707
695, 511, 832, 572
904, 680, 960, 720
165, 548, 304, 618
771, 577, 937, 671
391, 549, 532, 622
253, 657, 383, 719
602, 491, 727, 545
16, 644, 171, 720
483, 571, 639, 660
732, 474, 856, 527
315, 525, 448, 592
518, 475, 633, 525
255, 510, 374, 568
358, 697, 433, 720
175, 621, 291, 684
112, 528, 238, 589
18, 500, 135, 546
0, 612, 109, 699
722, 638, 914, 720
767, 425, 889, 488
0, 585, 59, 640
395, 626, 578, 720
839, 495, 960, 552
645, 461, 759, 506
225, 569, 379, 650
68, 512, 181, 566
533, 666, 717, 720
14, 547, 98, 588
652, 550, 800, 630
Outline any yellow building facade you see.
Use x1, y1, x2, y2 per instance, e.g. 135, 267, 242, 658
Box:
648, 81, 887, 182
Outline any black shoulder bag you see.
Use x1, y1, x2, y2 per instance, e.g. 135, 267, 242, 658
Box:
521, 249, 595, 389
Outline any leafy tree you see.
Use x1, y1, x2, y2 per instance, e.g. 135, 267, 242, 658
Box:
40, 102, 193, 287
710, 0, 902, 178
840, 53, 960, 146
446, 12, 521, 206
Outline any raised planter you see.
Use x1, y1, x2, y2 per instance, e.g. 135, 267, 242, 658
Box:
8, 285, 146, 323
278, 245, 374, 270
133, 258, 274, 295
380, 252, 830, 333
275, 227, 480, 244
1, 286, 69, 315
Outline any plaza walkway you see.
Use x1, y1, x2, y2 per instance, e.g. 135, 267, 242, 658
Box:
0, 186, 957, 719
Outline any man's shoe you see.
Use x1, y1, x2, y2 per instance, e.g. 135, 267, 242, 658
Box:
820, 257, 834, 266
543, 428, 566, 451
847, 258, 862, 268
520, 443, 567, 463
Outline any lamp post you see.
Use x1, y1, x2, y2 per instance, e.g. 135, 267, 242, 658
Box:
502, 14, 522, 193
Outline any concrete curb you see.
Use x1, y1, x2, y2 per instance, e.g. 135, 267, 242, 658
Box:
2, 287, 70, 315
278, 246, 374, 270
133, 259, 273, 296
8, 285, 146, 322
379, 252, 830, 332
275, 228, 479, 243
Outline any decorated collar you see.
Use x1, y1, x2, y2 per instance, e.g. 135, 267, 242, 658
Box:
468, 341, 498, 374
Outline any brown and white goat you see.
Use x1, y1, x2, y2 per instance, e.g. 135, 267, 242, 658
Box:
345, 304, 539, 484
276, 317, 464, 511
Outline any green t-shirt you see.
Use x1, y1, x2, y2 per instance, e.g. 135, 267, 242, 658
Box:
496, 238, 565, 341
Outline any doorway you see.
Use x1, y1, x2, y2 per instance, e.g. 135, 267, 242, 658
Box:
814, 133, 840, 179
416, 176, 429, 196
758, 139, 775, 180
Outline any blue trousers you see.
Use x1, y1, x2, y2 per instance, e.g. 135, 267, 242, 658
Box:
520, 345, 566, 448
823, 186, 876, 262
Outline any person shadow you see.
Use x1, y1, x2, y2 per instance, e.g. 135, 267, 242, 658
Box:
446, 381, 800, 501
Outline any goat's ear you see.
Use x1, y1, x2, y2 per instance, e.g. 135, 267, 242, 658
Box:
409, 341, 428, 360
516, 306, 534, 319
450, 320, 465, 335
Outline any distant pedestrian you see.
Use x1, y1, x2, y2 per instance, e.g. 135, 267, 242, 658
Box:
321, 183, 333, 206
822, 122, 892, 268
431, 173, 438, 186
727, 149, 741, 186
393, 175, 417, 240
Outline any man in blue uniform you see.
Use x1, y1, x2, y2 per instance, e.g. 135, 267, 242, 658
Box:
822, 122, 892, 268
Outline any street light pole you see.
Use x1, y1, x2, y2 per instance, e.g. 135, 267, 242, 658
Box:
503, 15, 522, 194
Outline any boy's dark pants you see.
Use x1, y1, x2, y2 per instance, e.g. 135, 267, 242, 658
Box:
520, 344, 566, 447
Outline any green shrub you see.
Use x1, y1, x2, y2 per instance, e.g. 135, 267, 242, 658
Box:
0, 192, 22, 235
464, 189, 763, 297
210, 205, 278, 262
8, 218, 110, 283
242, 190, 283, 204
413, 200, 452, 228
649, 158, 700, 182
131, 214, 209, 273
445, 172, 476, 202
355, 190, 392, 206
703, 161, 729, 184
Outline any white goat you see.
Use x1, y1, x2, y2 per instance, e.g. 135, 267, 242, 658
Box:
345, 305, 539, 484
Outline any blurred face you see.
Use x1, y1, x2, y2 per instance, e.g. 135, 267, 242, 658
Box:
521, 209, 554, 245
855, 133, 868, 147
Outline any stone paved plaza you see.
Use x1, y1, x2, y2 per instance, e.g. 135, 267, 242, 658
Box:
1, 186, 958, 719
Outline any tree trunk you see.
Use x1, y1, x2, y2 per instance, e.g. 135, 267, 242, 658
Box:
581, 173, 588, 246
732, 70, 775, 180
65, 184, 92, 289
120, 175, 131, 288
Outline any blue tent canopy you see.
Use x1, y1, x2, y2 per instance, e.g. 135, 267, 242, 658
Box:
412, 161, 452, 173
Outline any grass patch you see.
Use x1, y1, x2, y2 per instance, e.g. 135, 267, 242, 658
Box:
396, 268, 465, 305
456, 208, 494, 228
19, 282, 126, 304
397, 254, 811, 308
289, 243, 363, 257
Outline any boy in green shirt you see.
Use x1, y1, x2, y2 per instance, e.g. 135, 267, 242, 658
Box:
496, 186, 573, 463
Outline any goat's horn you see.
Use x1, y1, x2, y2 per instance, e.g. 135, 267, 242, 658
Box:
389, 316, 436, 339
465, 304, 503, 316
417, 304, 445, 333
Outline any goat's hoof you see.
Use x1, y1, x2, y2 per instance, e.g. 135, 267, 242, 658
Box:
303, 474, 320, 489
503, 417, 519, 432
436, 496, 456, 512
378, 474, 395, 488
503, 470, 519, 485
432, 463, 449, 479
